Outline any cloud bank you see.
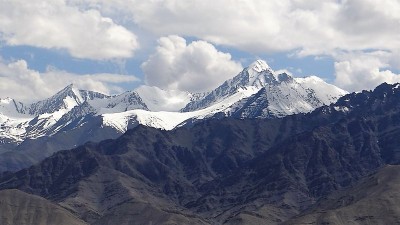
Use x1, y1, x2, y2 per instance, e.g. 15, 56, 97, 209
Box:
79, 0, 400, 55
334, 51, 400, 92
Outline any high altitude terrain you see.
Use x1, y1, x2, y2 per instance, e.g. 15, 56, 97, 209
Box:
0, 189, 87, 225
283, 165, 400, 225
0, 60, 346, 172
1, 82, 399, 224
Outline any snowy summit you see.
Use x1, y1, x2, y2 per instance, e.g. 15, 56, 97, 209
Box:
0, 60, 347, 143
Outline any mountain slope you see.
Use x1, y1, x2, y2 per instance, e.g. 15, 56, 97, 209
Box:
28, 84, 86, 115
230, 75, 346, 118
283, 165, 400, 225
1, 83, 400, 224
0, 189, 88, 225
182, 60, 275, 112
0, 118, 319, 224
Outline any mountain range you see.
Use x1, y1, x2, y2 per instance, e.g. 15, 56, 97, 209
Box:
1, 81, 400, 224
0, 60, 346, 172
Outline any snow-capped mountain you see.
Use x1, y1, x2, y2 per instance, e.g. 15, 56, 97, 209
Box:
229, 75, 347, 118
182, 60, 275, 112
0, 84, 148, 142
183, 60, 347, 118
0, 59, 350, 172
81, 60, 347, 133
0, 60, 347, 145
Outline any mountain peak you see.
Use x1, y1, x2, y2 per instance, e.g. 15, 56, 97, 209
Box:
248, 60, 272, 73
58, 83, 79, 95
53, 84, 83, 103
65, 83, 74, 89
27, 84, 84, 115
182, 59, 346, 113
243, 60, 281, 87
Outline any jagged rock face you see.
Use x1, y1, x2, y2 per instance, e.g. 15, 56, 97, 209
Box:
79, 90, 109, 102
28, 84, 86, 115
1, 83, 400, 224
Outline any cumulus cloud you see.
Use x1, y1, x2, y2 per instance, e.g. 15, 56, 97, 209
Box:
0, 0, 139, 60
0, 59, 139, 102
334, 51, 400, 92
141, 36, 243, 93
73, 0, 400, 56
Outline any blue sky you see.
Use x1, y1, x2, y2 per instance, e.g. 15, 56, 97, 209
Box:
0, 0, 399, 101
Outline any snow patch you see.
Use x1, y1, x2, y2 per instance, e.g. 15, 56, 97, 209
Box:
249, 60, 271, 73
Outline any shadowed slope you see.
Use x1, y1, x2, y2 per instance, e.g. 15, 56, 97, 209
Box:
283, 165, 400, 225
0, 189, 88, 225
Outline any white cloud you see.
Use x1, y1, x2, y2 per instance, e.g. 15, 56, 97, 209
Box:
74, 0, 400, 56
141, 35, 243, 93
0, 59, 139, 102
334, 51, 400, 92
0, 0, 139, 60
2, 0, 399, 93
69, 0, 400, 93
